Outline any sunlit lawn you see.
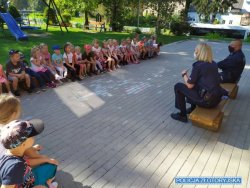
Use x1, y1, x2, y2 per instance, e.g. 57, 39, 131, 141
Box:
0, 26, 190, 66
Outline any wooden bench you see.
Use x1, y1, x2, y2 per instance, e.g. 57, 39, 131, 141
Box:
2, 77, 41, 94
85, 21, 106, 31
189, 83, 239, 131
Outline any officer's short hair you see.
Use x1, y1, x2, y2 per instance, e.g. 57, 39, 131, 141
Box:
196, 43, 213, 63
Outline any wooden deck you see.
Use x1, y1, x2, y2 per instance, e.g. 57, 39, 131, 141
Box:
20, 40, 250, 188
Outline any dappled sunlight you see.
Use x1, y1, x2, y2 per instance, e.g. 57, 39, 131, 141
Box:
245, 65, 250, 70
54, 82, 105, 118
107, 68, 130, 80
160, 51, 189, 56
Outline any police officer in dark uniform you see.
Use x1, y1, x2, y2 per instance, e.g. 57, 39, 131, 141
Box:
171, 43, 228, 123
217, 39, 246, 83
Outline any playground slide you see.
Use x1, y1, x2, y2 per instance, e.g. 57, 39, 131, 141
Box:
0, 12, 28, 40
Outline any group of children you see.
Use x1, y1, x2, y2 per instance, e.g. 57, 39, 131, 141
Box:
0, 35, 161, 97
0, 35, 161, 187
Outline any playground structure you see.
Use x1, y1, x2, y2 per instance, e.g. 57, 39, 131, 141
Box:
0, 0, 68, 40
0, 12, 28, 40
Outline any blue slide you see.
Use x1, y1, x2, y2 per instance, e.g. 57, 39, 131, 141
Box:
0, 12, 28, 40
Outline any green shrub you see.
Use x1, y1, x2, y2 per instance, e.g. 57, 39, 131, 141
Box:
134, 27, 142, 34
124, 15, 157, 27
62, 13, 72, 24
204, 33, 224, 40
8, 5, 21, 19
75, 22, 83, 29
170, 19, 191, 36
213, 19, 220, 24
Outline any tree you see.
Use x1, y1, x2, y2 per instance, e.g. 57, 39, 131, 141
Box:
10, 0, 29, 10
54, 0, 98, 28
182, 0, 192, 20
0, 0, 8, 9
192, 0, 237, 22
144, 0, 182, 34
75, 0, 99, 29
100, 0, 131, 31
28, 0, 45, 11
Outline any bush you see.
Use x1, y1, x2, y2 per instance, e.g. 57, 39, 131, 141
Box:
43, 7, 57, 25
8, 5, 21, 19
134, 27, 142, 34
170, 19, 191, 36
213, 19, 220, 24
75, 22, 83, 29
111, 21, 124, 32
124, 15, 157, 27
62, 13, 72, 24
204, 33, 224, 40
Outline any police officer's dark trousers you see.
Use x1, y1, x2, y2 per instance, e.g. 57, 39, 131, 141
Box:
174, 82, 211, 115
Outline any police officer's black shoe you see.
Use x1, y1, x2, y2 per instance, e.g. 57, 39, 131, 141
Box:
170, 112, 188, 123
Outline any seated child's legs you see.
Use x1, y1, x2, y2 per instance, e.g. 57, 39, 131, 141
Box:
38, 72, 50, 83
64, 63, 77, 81
32, 163, 57, 187
85, 63, 90, 73
8, 75, 19, 91
44, 70, 54, 82
74, 64, 81, 77
24, 73, 31, 88
0, 81, 11, 94
79, 64, 86, 76
55, 67, 61, 76
96, 60, 103, 71
29, 71, 46, 88
90, 61, 96, 72
63, 66, 68, 78
47, 66, 61, 80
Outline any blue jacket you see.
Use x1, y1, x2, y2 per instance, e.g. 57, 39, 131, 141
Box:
217, 50, 246, 82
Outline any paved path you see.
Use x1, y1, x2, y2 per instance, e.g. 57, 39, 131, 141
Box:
20, 40, 250, 188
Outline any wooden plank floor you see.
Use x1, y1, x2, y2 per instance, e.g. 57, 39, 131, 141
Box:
20, 40, 250, 188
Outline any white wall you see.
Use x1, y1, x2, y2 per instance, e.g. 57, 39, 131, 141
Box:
242, 0, 250, 12
188, 0, 250, 26
219, 14, 242, 25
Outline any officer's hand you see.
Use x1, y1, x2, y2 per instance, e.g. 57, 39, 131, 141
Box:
181, 70, 188, 75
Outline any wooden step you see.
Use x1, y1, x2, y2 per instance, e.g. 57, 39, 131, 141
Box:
220, 83, 239, 99
189, 83, 239, 131
189, 100, 227, 131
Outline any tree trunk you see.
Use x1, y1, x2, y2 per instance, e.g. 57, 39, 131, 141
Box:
183, 0, 192, 20
155, 3, 161, 35
84, 10, 89, 29
111, 2, 118, 31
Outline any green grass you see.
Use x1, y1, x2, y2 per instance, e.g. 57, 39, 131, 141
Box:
0, 26, 190, 66
71, 17, 84, 23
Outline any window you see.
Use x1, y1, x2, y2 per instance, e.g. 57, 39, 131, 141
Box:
222, 20, 225, 24
229, 20, 233, 24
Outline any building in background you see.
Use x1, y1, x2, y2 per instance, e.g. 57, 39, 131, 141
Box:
188, 0, 250, 26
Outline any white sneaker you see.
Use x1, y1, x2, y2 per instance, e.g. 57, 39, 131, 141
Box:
55, 74, 61, 80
